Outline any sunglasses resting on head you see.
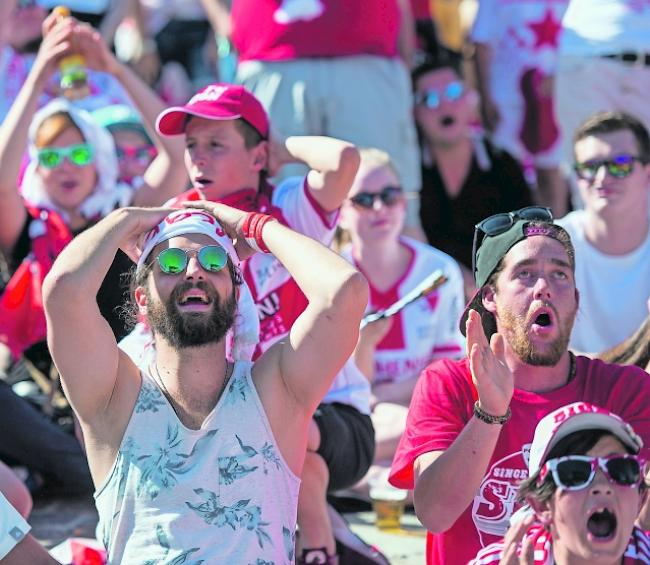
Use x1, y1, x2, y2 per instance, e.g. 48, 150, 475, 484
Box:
349, 186, 403, 209
471, 206, 553, 279
156, 245, 228, 275
37, 143, 94, 169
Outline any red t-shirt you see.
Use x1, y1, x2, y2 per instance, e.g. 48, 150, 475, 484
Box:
389, 356, 650, 565
231, 0, 400, 62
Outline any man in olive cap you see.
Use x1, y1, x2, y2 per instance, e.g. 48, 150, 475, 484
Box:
389, 207, 650, 564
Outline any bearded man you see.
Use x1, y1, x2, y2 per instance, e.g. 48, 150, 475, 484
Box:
388, 206, 650, 565
42, 203, 367, 564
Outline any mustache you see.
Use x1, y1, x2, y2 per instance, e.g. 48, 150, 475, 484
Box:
525, 301, 559, 325
170, 280, 218, 304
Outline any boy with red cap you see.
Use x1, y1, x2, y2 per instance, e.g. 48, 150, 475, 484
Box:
389, 207, 650, 564
125, 82, 360, 359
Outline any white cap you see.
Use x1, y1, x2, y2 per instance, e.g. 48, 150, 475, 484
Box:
528, 402, 643, 477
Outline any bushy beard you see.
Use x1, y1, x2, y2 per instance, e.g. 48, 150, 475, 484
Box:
147, 281, 237, 349
498, 302, 576, 367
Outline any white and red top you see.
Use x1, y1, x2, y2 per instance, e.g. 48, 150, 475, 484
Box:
231, 0, 400, 62
341, 237, 464, 385
470, 524, 650, 564
470, 0, 569, 105
242, 177, 338, 355
390, 356, 650, 565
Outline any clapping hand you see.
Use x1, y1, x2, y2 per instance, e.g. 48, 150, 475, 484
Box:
466, 309, 513, 417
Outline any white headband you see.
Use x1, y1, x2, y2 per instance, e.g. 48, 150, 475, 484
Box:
137, 209, 259, 361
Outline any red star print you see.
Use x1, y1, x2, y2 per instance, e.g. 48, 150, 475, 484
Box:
527, 8, 562, 50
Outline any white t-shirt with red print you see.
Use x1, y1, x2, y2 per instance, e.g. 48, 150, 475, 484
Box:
244, 176, 338, 356
471, 0, 569, 104
560, 0, 650, 56
341, 237, 465, 385
389, 356, 650, 565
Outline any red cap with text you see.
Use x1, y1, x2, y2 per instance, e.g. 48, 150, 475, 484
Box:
156, 83, 269, 139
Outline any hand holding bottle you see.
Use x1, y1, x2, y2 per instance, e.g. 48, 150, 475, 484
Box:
49, 6, 90, 100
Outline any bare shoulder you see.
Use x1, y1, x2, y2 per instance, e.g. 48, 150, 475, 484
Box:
251, 343, 297, 410
250, 343, 312, 472
79, 351, 144, 475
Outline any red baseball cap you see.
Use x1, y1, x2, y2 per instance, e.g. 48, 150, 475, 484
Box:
156, 83, 269, 139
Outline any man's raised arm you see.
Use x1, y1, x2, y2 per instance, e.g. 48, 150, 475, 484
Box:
413, 309, 514, 533
271, 136, 360, 212
184, 201, 368, 412
43, 207, 170, 423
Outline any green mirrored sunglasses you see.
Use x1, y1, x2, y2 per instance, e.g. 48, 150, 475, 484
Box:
37, 143, 95, 169
157, 245, 228, 275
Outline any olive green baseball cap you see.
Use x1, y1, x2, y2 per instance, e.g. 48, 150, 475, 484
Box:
459, 218, 573, 337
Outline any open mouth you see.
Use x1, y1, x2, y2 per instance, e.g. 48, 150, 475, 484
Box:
178, 294, 211, 306
440, 115, 456, 128
534, 312, 552, 327
193, 177, 212, 188
587, 508, 617, 540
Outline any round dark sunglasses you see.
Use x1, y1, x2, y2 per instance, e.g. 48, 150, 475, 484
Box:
539, 454, 645, 491
349, 186, 403, 209
157, 246, 228, 275
471, 206, 553, 278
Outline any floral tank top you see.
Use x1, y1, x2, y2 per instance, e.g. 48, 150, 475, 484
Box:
95, 361, 300, 564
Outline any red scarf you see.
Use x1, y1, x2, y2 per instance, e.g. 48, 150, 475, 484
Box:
529, 523, 650, 564
0, 206, 73, 359
167, 182, 286, 223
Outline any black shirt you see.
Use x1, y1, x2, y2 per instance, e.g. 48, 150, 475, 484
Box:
419, 139, 533, 270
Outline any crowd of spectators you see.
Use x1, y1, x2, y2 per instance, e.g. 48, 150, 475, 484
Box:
0, 1, 649, 564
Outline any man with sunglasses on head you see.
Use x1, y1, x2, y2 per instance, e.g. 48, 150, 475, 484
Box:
389, 206, 650, 564
42, 203, 367, 563
555, 111, 650, 355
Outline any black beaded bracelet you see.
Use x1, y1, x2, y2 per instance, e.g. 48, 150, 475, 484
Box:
473, 401, 511, 425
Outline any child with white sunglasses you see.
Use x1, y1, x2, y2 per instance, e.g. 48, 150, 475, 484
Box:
469, 401, 650, 564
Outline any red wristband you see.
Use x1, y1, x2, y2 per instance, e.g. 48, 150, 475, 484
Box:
242, 212, 275, 253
